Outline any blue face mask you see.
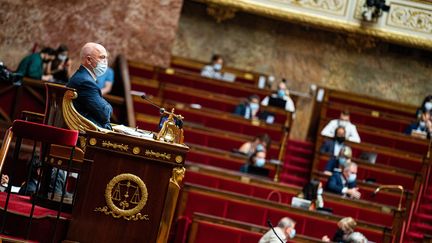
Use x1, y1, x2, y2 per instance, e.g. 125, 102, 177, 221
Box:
425, 102, 432, 111
348, 173, 357, 183
338, 157, 347, 166
256, 144, 265, 152
93, 61, 108, 77
277, 89, 285, 98
213, 63, 222, 71
289, 228, 296, 239
249, 103, 259, 111
255, 158, 265, 167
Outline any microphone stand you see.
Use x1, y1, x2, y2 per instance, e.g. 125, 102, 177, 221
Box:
141, 95, 165, 114
267, 219, 285, 243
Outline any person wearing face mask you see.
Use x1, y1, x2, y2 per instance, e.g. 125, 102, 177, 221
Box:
240, 150, 268, 175
49, 44, 72, 83
322, 217, 357, 243
320, 126, 347, 157
96, 66, 115, 95
16, 47, 55, 81
261, 81, 296, 113
200, 54, 224, 80
326, 162, 361, 199
405, 108, 432, 138
234, 95, 261, 120
259, 217, 296, 243
297, 179, 325, 210
416, 95, 432, 119
66, 42, 113, 130
238, 133, 271, 156
324, 146, 352, 176
321, 110, 361, 143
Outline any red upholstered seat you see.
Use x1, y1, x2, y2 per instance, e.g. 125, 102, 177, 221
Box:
11, 120, 79, 147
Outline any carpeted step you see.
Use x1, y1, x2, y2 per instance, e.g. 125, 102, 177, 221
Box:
282, 164, 309, 175
404, 231, 424, 242
420, 204, 432, 214
286, 145, 313, 158
411, 222, 432, 234
414, 212, 432, 224
285, 155, 311, 166
287, 140, 314, 149
279, 173, 308, 186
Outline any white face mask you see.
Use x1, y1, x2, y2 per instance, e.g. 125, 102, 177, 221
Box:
255, 158, 265, 167
58, 54, 67, 61
91, 57, 108, 77
249, 103, 259, 111
425, 102, 432, 111
317, 188, 323, 195
213, 63, 222, 71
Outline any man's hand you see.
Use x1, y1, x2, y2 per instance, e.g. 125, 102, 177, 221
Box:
1, 174, 9, 187
347, 187, 361, 199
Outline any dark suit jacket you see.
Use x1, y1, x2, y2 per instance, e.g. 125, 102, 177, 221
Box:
325, 171, 356, 195
67, 66, 112, 129
320, 139, 345, 156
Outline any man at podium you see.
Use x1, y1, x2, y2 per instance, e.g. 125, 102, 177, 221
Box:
67, 42, 113, 130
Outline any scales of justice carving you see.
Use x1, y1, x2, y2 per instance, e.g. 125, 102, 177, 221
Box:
95, 173, 150, 221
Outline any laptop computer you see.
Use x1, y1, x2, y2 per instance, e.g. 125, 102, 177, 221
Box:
291, 197, 312, 210
359, 151, 377, 164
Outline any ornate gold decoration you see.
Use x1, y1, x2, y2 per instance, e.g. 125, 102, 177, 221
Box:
175, 155, 183, 163
243, 73, 254, 80
170, 167, 186, 188
194, 0, 432, 50
94, 173, 150, 221
165, 68, 175, 75
62, 90, 100, 132
89, 138, 97, 146
292, 0, 348, 16
388, 4, 432, 33
132, 147, 141, 155
102, 141, 129, 152
145, 150, 172, 161
207, 4, 237, 23
156, 108, 184, 144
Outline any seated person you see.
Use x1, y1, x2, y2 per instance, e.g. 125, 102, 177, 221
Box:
405, 108, 431, 138
66, 42, 113, 130
96, 66, 115, 95
261, 81, 295, 112
234, 95, 261, 120
324, 146, 352, 176
297, 179, 324, 210
322, 217, 357, 243
259, 217, 296, 242
325, 162, 361, 199
49, 44, 72, 83
240, 149, 267, 174
0, 174, 9, 192
416, 95, 432, 119
321, 110, 361, 143
237, 133, 271, 156
16, 47, 56, 81
201, 54, 224, 80
320, 126, 347, 157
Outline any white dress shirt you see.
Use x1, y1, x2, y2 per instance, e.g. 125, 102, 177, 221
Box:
321, 119, 361, 143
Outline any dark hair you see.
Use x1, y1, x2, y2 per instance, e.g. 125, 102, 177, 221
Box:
421, 95, 432, 108
255, 133, 271, 150
341, 109, 350, 116
302, 179, 320, 201
40, 47, 56, 56
57, 44, 69, 53
248, 94, 260, 102
211, 54, 222, 63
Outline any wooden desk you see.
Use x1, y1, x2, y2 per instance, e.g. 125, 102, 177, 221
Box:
66, 130, 189, 243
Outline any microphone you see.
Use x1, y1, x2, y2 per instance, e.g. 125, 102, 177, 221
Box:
140, 94, 165, 114
267, 218, 284, 243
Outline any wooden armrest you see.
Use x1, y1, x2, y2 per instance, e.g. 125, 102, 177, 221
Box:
20, 111, 45, 123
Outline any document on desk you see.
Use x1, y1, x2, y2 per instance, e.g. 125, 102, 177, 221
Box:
112, 125, 154, 139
